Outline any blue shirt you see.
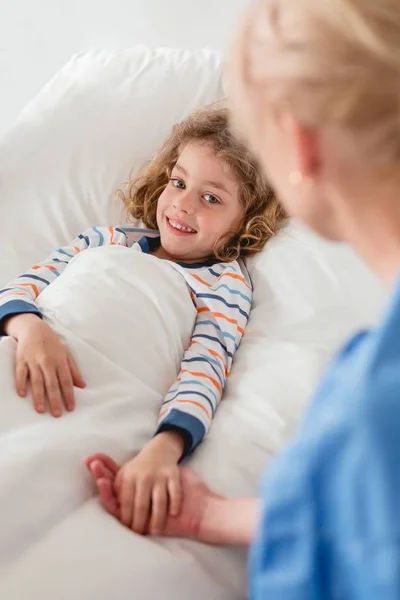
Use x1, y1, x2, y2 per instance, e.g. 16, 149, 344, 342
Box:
250, 275, 400, 599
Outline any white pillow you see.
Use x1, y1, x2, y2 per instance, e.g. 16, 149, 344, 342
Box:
0, 46, 223, 285
220, 222, 386, 455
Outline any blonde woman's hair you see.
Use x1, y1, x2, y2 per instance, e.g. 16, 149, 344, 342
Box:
229, 0, 400, 165
117, 105, 286, 262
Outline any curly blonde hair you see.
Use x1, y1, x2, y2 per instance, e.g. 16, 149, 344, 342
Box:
117, 105, 286, 262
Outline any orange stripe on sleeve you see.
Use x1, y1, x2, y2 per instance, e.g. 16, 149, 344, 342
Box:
191, 274, 211, 287
159, 400, 212, 422
0, 291, 27, 300
175, 399, 212, 421
19, 283, 39, 297
32, 264, 58, 271
180, 369, 222, 394
196, 308, 245, 335
159, 408, 168, 420
219, 271, 252, 290
190, 341, 229, 375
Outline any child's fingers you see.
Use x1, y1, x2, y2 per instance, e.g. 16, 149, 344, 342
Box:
67, 351, 86, 389
119, 477, 135, 528
43, 368, 63, 418
15, 359, 28, 397
57, 362, 75, 411
167, 473, 183, 518
149, 481, 168, 535
132, 478, 152, 534
97, 478, 120, 518
29, 366, 46, 413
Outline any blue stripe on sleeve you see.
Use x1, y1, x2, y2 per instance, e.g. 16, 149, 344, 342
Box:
0, 300, 42, 335
115, 227, 127, 237
209, 265, 238, 278
19, 274, 50, 285
92, 227, 104, 246
78, 233, 90, 246
137, 236, 150, 253
195, 293, 249, 319
56, 248, 74, 258
123, 227, 159, 235
192, 333, 233, 359
155, 409, 206, 456
165, 380, 219, 405
196, 320, 237, 344
161, 390, 215, 414
209, 267, 223, 278
196, 352, 225, 375
212, 283, 252, 304
181, 356, 224, 386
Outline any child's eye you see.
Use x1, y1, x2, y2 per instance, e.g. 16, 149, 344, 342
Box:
203, 193, 220, 205
171, 178, 185, 189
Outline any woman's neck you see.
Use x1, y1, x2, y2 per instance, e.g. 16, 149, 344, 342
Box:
335, 179, 400, 288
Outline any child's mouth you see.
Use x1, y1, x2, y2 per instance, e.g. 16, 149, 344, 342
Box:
166, 217, 197, 236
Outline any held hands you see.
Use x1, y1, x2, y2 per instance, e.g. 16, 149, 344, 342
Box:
86, 431, 219, 540
87, 431, 184, 535
4, 313, 86, 416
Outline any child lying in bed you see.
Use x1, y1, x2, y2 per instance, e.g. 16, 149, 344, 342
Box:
0, 105, 285, 535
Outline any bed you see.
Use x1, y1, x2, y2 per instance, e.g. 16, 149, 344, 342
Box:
0, 46, 385, 599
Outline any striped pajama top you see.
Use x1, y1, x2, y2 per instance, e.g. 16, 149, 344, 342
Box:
0, 226, 252, 457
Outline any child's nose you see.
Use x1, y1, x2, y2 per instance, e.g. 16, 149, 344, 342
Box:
173, 191, 196, 214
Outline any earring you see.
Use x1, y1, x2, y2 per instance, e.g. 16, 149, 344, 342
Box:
289, 170, 303, 186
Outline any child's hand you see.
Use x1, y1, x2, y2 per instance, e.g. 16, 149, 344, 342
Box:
116, 431, 184, 535
87, 431, 185, 535
4, 313, 86, 417
86, 454, 220, 542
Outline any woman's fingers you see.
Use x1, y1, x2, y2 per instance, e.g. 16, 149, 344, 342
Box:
97, 478, 120, 518
88, 454, 121, 476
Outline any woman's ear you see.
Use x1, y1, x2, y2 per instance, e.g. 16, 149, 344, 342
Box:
281, 112, 321, 178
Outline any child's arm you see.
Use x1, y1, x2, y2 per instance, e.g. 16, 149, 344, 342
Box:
155, 262, 252, 455
94, 263, 251, 535
1, 226, 127, 415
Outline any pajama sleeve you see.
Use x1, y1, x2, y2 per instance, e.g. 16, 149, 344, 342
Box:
155, 265, 252, 457
0, 226, 127, 334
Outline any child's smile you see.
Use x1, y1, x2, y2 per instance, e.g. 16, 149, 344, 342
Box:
156, 142, 242, 263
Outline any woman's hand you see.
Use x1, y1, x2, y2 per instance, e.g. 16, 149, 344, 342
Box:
4, 313, 86, 416
86, 453, 224, 542
87, 453, 258, 546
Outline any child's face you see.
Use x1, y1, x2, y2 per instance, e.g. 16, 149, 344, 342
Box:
156, 142, 243, 262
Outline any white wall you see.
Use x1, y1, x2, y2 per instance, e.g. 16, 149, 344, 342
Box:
0, 0, 250, 136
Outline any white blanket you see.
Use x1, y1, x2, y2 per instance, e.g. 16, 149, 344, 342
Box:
1, 247, 244, 597
0, 230, 385, 600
